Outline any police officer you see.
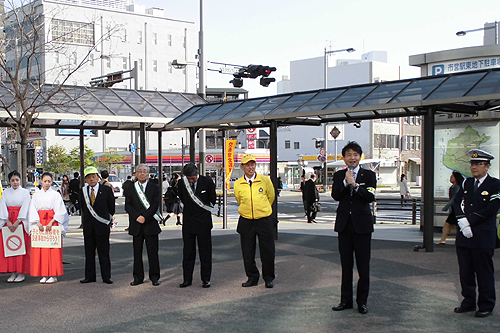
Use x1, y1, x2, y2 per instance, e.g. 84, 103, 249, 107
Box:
453, 149, 500, 318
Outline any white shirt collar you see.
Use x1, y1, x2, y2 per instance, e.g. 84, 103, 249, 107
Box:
139, 180, 148, 189
245, 173, 256, 184
91, 183, 99, 193
476, 174, 488, 186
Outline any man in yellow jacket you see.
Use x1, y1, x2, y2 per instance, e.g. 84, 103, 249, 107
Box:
234, 154, 276, 288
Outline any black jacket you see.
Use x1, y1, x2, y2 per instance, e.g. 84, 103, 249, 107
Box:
125, 181, 162, 236
178, 175, 216, 232
331, 167, 377, 234
79, 184, 115, 236
303, 179, 319, 203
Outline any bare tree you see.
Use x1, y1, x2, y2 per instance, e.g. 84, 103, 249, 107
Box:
0, 0, 122, 185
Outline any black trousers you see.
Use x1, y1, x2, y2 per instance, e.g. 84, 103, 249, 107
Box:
456, 246, 496, 312
132, 232, 160, 282
338, 217, 372, 306
237, 216, 275, 283
182, 228, 212, 282
306, 201, 317, 222
84, 227, 111, 281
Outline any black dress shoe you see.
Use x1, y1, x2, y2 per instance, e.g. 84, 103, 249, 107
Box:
454, 306, 476, 313
80, 278, 96, 283
242, 278, 259, 287
103, 279, 113, 284
332, 303, 353, 311
130, 280, 143, 286
358, 304, 368, 314
179, 281, 192, 288
475, 310, 492, 318
152, 280, 160, 286
265, 281, 274, 288
202, 281, 211, 288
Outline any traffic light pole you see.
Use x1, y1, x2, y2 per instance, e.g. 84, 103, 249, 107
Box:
324, 123, 328, 191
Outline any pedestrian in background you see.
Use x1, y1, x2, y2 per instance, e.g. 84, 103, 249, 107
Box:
437, 171, 464, 245
399, 174, 409, 207
69, 171, 80, 215
29, 172, 69, 284
234, 154, 276, 288
0, 170, 31, 283
303, 173, 319, 223
163, 173, 183, 226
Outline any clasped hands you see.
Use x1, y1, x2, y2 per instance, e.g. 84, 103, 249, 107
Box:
458, 218, 473, 238
345, 170, 356, 187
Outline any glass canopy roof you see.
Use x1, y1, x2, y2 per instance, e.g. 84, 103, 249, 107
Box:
0, 83, 205, 131
166, 68, 500, 130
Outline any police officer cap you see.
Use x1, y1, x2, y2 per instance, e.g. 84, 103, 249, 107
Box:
469, 149, 495, 163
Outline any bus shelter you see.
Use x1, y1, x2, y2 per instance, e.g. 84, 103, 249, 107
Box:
164, 67, 500, 252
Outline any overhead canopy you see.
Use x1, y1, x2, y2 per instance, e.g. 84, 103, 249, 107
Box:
166, 68, 500, 130
0, 83, 205, 131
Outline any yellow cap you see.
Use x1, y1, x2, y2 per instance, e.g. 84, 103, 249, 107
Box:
241, 154, 256, 164
84, 166, 99, 178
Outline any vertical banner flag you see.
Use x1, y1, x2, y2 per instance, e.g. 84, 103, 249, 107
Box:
225, 139, 237, 189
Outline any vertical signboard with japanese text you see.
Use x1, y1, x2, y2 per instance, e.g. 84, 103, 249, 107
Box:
225, 140, 237, 189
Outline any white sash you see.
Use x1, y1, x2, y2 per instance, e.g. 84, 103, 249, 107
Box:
82, 184, 112, 225
182, 176, 213, 213
134, 182, 162, 222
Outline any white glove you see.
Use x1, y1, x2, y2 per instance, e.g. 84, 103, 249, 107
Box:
457, 218, 470, 231
461, 225, 473, 238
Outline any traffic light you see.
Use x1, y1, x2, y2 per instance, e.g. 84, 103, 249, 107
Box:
260, 77, 276, 87
229, 64, 276, 88
315, 140, 325, 148
230, 77, 243, 88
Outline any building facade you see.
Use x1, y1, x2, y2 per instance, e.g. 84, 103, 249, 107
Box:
276, 51, 422, 188
1, 0, 198, 179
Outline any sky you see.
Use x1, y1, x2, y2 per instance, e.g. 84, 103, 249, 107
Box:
134, 0, 500, 98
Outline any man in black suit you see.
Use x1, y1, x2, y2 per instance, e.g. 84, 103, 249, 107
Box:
177, 163, 216, 288
125, 164, 162, 286
69, 171, 80, 215
453, 149, 500, 318
331, 141, 377, 315
303, 173, 319, 223
79, 167, 115, 284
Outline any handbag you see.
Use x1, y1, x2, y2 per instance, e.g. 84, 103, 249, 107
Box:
312, 202, 322, 212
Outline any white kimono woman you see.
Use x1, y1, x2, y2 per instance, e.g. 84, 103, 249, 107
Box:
28, 173, 69, 284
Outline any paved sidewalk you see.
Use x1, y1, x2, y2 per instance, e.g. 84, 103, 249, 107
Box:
2, 214, 497, 332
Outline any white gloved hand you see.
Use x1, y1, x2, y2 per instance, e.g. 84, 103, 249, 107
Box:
461, 225, 473, 238
457, 218, 470, 231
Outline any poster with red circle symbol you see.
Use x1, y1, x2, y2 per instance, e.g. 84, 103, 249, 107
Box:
2, 226, 26, 257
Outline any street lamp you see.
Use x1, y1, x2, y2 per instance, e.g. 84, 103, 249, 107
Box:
456, 21, 498, 44
322, 46, 355, 190
324, 47, 355, 89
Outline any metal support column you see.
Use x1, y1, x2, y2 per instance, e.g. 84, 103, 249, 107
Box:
269, 121, 278, 239
422, 108, 434, 252
79, 128, 85, 226
158, 130, 163, 215
140, 123, 146, 164
189, 128, 196, 164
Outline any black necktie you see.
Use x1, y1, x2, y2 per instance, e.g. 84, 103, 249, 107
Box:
474, 179, 479, 193
191, 182, 195, 191
249, 180, 252, 186
350, 172, 356, 196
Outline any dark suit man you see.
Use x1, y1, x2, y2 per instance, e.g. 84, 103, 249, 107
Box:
453, 149, 500, 318
303, 173, 319, 223
177, 163, 216, 288
125, 164, 162, 286
331, 141, 376, 315
69, 171, 80, 214
79, 166, 115, 284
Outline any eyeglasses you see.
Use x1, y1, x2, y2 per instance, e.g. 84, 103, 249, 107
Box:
137, 170, 148, 174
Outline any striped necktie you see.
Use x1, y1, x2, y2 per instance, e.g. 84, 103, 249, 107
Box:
91, 188, 95, 205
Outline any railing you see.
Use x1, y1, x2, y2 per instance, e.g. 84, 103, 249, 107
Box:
372, 198, 421, 225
